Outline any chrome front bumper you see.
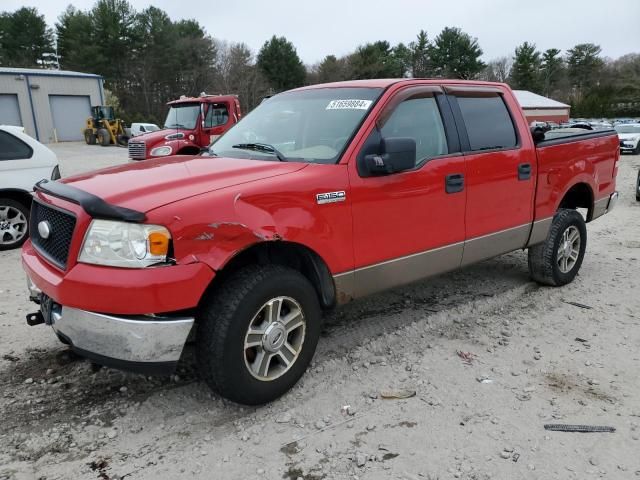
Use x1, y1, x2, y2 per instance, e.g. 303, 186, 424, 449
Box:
51, 305, 193, 374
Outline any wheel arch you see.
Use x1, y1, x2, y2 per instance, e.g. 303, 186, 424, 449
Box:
0, 189, 34, 210
202, 240, 336, 310
177, 145, 201, 156
557, 182, 595, 221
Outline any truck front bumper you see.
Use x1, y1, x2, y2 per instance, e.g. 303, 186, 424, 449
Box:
28, 274, 194, 374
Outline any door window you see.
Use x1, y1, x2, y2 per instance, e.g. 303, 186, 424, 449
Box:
380, 96, 448, 166
0, 130, 32, 160
204, 105, 229, 128
456, 95, 517, 151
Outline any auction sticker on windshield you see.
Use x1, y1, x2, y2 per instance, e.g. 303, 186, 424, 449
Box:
326, 99, 373, 110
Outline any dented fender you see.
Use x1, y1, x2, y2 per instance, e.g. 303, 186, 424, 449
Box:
143, 163, 354, 275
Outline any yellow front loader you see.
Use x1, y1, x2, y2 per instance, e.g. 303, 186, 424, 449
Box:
84, 106, 129, 146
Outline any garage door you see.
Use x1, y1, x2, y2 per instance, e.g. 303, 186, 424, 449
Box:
0, 94, 23, 127
49, 95, 91, 141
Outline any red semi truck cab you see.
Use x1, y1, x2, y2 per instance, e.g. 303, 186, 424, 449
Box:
23, 79, 619, 405
128, 94, 241, 160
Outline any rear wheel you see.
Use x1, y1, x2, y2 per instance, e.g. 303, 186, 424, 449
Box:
0, 199, 29, 250
528, 209, 587, 286
84, 129, 96, 145
97, 128, 110, 146
196, 265, 321, 405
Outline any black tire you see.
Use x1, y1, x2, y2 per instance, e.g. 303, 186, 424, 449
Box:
635, 143, 640, 155
97, 128, 110, 146
0, 198, 30, 250
196, 265, 321, 405
528, 209, 587, 286
636, 170, 640, 202
84, 129, 96, 145
116, 134, 130, 147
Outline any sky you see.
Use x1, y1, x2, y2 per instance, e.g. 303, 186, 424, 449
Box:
4, 0, 640, 64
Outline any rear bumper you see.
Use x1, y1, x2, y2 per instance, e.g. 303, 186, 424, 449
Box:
45, 302, 193, 374
592, 191, 619, 220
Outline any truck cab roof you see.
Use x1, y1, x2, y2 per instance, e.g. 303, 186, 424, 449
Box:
168, 94, 239, 106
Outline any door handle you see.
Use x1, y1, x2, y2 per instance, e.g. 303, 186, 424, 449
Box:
518, 163, 532, 181
445, 173, 464, 193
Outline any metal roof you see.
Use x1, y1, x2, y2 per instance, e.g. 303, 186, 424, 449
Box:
0, 67, 102, 79
513, 90, 569, 109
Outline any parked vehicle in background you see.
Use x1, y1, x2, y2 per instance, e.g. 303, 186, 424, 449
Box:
23, 79, 619, 405
0, 125, 59, 250
130, 123, 160, 137
615, 123, 640, 154
84, 106, 129, 147
128, 93, 242, 160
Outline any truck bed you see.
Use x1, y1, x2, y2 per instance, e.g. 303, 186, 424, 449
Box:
533, 128, 619, 221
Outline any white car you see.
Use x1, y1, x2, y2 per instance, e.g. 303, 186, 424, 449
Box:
130, 122, 160, 137
615, 123, 640, 154
0, 125, 60, 250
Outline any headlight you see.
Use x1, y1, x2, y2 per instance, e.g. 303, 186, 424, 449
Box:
79, 220, 171, 268
150, 146, 172, 156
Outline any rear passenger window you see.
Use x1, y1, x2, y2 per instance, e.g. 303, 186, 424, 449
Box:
380, 96, 448, 166
0, 130, 32, 161
457, 95, 517, 151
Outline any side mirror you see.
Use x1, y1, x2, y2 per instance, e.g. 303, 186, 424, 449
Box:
363, 137, 416, 175
531, 126, 546, 143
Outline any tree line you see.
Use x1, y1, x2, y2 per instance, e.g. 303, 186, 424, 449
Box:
1, 1, 638, 123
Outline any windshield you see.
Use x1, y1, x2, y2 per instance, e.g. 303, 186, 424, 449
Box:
615, 125, 640, 134
164, 104, 200, 130
210, 87, 383, 164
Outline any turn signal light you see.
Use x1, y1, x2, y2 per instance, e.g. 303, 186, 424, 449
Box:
149, 231, 170, 256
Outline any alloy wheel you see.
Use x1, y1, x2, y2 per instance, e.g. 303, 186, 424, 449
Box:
243, 296, 306, 381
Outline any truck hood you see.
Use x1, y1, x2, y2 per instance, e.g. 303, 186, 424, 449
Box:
61, 156, 307, 213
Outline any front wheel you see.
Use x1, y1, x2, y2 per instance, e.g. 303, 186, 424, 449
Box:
196, 265, 321, 405
97, 128, 110, 146
0, 199, 30, 250
528, 209, 587, 286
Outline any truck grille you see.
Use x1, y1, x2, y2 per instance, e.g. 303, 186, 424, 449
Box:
30, 201, 76, 270
128, 141, 146, 160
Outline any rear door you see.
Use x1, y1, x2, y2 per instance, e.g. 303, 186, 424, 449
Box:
444, 86, 537, 265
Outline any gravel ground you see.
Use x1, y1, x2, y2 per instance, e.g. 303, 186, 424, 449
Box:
0, 144, 639, 480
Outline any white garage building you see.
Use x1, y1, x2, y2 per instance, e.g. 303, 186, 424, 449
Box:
0, 67, 104, 143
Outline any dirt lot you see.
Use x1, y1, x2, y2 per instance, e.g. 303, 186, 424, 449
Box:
1, 144, 639, 480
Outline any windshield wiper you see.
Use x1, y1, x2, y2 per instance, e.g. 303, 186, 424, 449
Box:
165, 123, 187, 129
232, 143, 287, 161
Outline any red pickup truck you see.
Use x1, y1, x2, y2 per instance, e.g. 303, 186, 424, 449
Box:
127, 94, 241, 160
22, 79, 619, 405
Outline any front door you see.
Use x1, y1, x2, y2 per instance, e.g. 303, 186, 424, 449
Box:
347, 85, 467, 298
201, 103, 231, 146
444, 86, 537, 266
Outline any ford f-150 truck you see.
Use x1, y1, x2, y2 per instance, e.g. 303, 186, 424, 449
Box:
22, 79, 619, 405
127, 94, 241, 160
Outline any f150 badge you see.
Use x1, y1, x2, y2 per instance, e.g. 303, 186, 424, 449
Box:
316, 191, 346, 205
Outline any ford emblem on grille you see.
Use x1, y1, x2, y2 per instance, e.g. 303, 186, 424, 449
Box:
38, 220, 51, 239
